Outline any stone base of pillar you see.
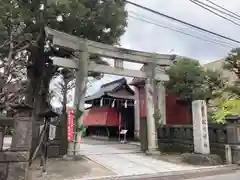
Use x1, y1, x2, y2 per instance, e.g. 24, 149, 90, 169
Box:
65, 132, 82, 160
145, 148, 161, 156
62, 154, 83, 161
181, 153, 223, 166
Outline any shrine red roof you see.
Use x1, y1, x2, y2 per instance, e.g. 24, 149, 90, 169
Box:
83, 107, 119, 127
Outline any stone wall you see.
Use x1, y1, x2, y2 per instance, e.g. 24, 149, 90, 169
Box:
157, 124, 239, 163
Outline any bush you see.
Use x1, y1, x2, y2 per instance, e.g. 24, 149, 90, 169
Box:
213, 99, 240, 124
5, 126, 14, 136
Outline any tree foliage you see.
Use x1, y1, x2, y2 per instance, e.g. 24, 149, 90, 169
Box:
0, 0, 128, 111
213, 99, 240, 124
0, 0, 128, 154
224, 48, 240, 97
165, 58, 226, 103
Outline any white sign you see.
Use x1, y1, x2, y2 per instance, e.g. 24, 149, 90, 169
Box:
120, 130, 128, 134
49, 124, 56, 140
192, 100, 210, 155
39, 124, 56, 141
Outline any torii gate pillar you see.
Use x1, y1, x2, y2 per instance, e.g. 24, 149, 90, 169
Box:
145, 60, 167, 153
66, 45, 89, 158
145, 78, 157, 151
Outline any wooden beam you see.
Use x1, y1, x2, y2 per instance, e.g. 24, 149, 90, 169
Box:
51, 57, 169, 81
45, 27, 175, 66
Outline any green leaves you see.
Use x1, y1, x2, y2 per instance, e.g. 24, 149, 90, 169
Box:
165, 59, 205, 102
153, 109, 162, 127
0, 0, 127, 51
213, 99, 240, 124
224, 48, 240, 97
165, 58, 226, 103
45, 0, 127, 44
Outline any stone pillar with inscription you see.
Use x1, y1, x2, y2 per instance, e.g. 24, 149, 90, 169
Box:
192, 100, 210, 154
182, 100, 223, 165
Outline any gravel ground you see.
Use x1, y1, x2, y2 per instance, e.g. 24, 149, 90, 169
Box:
29, 157, 115, 180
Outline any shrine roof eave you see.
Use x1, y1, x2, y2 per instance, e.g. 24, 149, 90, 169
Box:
85, 93, 135, 103
85, 92, 105, 102
129, 79, 145, 87
85, 77, 134, 102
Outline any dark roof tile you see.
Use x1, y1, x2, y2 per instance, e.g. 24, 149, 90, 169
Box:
85, 78, 133, 101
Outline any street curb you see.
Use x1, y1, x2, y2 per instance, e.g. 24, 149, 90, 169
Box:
80, 164, 240, 180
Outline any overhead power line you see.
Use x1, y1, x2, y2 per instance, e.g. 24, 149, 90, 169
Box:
190, 0, 240, 27
123, 0, 240, 44
203, 0, 240, 19
129, 11, 235, 47
191, 0, 240, 21
128, 12, 235, 49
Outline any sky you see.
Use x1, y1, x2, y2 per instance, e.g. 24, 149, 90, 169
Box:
122, 0, 240, 62
52, 0, 240, 108
87, 0, 240, 95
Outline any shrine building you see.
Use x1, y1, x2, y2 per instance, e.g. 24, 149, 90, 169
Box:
83, 78, 135, 140
83, 65, 191, 140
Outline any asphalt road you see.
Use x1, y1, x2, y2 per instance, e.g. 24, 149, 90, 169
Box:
189, 171, 240, 180
138, 170, 240, 180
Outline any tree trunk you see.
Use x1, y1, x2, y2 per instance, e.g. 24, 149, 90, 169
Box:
25, 28, 47, 154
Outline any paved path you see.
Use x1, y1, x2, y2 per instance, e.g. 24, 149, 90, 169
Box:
80, 140, 206, 176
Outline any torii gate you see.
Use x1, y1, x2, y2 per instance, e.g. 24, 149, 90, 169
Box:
44, 27, 176, 156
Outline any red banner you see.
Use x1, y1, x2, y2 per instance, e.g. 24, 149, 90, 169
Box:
67, 109, 74, 142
